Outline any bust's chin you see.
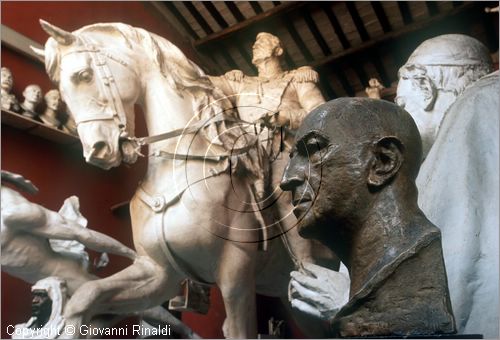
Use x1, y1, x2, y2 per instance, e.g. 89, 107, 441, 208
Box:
296, 210, 320, 239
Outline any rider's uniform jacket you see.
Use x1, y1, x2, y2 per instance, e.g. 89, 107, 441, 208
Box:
212, 66, 325, 137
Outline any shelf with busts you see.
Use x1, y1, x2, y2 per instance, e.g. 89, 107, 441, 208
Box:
2, 108, 132, 214
2, 109, 81, 147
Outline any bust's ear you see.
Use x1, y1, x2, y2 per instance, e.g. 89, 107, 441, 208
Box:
368, 136, 404, 187
417, 76, 436, 111
274, 46, 284, 57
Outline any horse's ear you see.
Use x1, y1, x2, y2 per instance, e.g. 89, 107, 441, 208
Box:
39, 19, 75, 45
30, 46, 45, 62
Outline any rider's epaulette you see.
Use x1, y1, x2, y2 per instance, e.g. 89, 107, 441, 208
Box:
291, 66, 319, 83
224, 69, 244, 82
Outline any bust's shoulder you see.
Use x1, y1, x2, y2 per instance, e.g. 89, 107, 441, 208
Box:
289, 66, 319, 83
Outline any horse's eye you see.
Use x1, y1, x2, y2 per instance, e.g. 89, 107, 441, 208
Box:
77, 69, 93, 83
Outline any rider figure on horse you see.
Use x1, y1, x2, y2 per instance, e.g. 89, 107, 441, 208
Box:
209, 32, 325, 202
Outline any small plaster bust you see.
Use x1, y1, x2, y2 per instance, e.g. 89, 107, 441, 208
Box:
1, 67, 21, 112
13, 277, 67, 339
21, 84, 43, 120
39, 89, 62, 128
30, 289, 53, 328
365, 78, 385, 99
395, 34, 493, 156
281, 98, 456, 337
61, 111, 78, 136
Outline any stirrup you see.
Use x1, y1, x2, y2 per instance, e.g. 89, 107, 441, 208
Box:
168, 279, 211, 315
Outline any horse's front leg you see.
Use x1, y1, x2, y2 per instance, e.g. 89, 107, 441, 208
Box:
217, 242, 258, 338
60, 256, 183, 338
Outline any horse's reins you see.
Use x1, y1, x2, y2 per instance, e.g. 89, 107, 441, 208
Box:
64, 37, 303, 270
128, 114, 262, 162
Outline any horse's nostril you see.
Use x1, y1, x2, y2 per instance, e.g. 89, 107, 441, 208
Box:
93, 141, 107, 151
88, 141, 109, 160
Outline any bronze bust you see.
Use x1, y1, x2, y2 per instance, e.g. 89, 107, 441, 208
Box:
281, 98, 456, 337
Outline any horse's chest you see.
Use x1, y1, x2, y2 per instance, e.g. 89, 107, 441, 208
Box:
131, 199, 215, 269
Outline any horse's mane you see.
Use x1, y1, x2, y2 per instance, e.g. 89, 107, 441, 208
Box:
45, 22, 212, 93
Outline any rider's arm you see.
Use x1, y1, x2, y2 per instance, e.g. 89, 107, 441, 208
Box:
208, 70, 243, 103
296, 81, 326, 113
275, 67, 325, 130
293, 68, 325, 129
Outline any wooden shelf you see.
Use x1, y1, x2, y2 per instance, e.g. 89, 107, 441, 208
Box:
2, 109, 81, 147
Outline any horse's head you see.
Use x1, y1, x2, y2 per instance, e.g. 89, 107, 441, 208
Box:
32, 20, 141, 169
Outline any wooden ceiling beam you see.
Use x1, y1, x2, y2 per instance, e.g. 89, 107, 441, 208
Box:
194, 2, 307, 48
224, 1, 246, 22
398, 2, 414, 25
321, 3, 351, 49
346, 2, 370, 42
183, 2, 213, 35
249, 2, 263, 15
282, 16, 314, 62
371, 2, 393, 33
425, 1, 440, 17
303, 10, 332, 56
310, 3, 476, 72
162, 2, 199, 40
203, 2, 229, 29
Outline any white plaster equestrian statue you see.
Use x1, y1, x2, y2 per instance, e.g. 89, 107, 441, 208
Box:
32, 20, 338, 338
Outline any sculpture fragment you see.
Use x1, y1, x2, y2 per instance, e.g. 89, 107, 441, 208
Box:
20, 84, 43, 120
396, 33, 498, 338
2, 170, 200, 339
364, 78, 384, 99
395, 34, 493, 156
416, 71, 499, 338
39, 89, 62, 129
1, 66, 21, 112
12, 277, 67, 339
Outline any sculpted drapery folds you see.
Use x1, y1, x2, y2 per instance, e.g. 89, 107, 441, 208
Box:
395, 34, 493, 156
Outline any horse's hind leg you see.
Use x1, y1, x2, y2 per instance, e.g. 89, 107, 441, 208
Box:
61, 256, 183, 338
216, 242, 258, 338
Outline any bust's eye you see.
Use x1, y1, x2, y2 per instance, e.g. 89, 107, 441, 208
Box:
77, 69, 93, 83
305, 137, 326, 154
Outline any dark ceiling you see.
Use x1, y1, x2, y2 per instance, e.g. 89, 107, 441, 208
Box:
159, 1, 499, 100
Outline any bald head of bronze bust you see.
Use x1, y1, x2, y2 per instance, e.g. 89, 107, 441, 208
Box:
281, 98, 455, 337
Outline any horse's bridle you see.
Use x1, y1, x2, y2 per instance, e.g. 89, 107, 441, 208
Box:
60, 37, 286, 163
60, 36, 130, 138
